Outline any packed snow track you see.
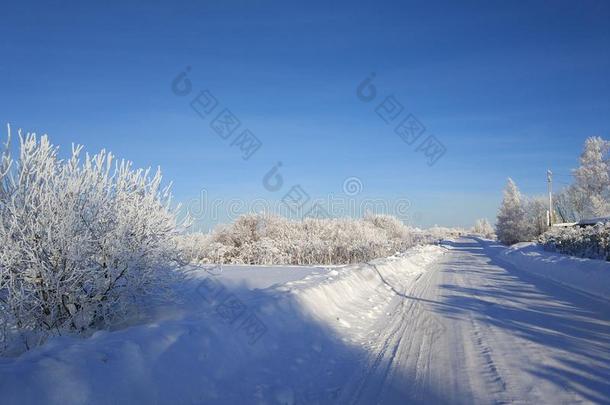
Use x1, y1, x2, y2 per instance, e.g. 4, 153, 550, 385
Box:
339, 238, 610, 404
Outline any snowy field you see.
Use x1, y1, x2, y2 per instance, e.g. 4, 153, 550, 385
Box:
0, 245, 444, 404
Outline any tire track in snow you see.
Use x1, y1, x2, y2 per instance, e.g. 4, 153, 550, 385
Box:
340, 256, 447, 404
469, 316, 510, 403
451, 264, 512, 404
342, 291, 418, 404
339, 237, 610, 404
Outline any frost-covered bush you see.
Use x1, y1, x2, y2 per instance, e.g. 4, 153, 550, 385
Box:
0, 126, 181, 353
178, 213, 452, 266
539, 224, 610, 261
176, 232, 212, 263
364, 213, 412, 240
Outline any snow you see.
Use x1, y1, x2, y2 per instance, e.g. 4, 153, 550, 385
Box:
340, 237, 610, 404
2, 238, 610, 404
0, 245, 444, 404
191, 264, 328, 290
481, 239, 610, 301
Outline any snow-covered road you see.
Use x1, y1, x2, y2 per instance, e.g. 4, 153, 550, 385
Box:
2, 238, 610, 404
342, 238, 610, 404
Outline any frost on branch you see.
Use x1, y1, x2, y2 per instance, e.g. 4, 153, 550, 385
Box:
0, 125, 181, 354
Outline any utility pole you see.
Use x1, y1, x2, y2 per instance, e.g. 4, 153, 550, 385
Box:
547, 169, 553, 227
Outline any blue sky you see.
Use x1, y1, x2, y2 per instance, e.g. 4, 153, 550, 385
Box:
1, 0, 609, 229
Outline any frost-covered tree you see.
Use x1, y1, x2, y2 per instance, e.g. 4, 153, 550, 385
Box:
572, 136, 610, 218
525, 196, 550, 238
0, 125, 182, 353
496, 178, 529, 245
472, 218, 495, 239
546, 137, 610, 222
554, 187, 582, 223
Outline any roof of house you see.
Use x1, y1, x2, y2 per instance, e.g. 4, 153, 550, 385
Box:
577, 217, 610, 226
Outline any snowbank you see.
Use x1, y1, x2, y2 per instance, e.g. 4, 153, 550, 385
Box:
480, 239, 610, 301
282, 244, 444, 338
0, 245, 444, 405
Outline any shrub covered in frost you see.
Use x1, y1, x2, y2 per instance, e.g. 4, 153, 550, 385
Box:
177, 213, 455, 266
539, 223, 610, 261
0, 126, 181, 353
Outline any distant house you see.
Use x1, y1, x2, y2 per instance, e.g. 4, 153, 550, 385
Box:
576, 217, 610, 228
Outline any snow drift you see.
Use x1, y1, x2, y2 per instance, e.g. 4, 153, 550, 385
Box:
479, 239, 610, 301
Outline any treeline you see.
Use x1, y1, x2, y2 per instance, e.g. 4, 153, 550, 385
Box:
177, 214, 462, 266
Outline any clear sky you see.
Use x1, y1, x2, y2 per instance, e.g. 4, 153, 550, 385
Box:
1, 0, 609, 229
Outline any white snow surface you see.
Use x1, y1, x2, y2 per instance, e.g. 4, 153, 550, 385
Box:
487, 239, 610, 301
0, 245, 443, 404
2, 239, 610, 404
